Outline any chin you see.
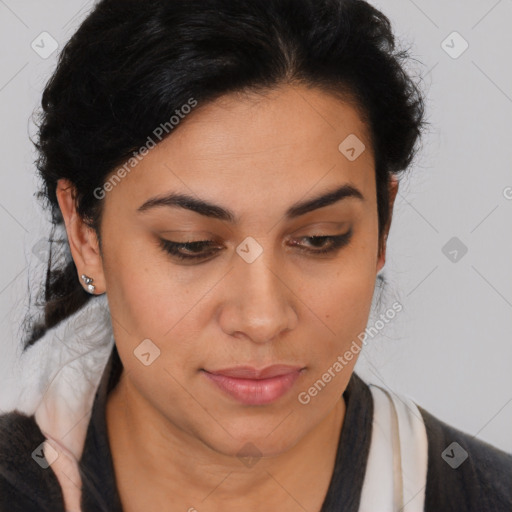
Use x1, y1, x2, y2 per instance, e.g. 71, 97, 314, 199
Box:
200, 421, 304, 461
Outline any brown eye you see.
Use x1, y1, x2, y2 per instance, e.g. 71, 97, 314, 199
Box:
159, 229, 353, 264
159, 239, 222, 261
290, 230, 353, 255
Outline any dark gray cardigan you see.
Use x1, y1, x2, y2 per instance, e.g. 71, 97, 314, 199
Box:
1, 344, 511, 511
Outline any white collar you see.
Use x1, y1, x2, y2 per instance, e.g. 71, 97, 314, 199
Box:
359, 383, 428, 511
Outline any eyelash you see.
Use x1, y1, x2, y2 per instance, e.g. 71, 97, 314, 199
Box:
159, 230, 353, 262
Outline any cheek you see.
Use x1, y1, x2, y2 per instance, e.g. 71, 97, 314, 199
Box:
299, 248, 377, 333
102, 241, 221, 385
102, 231, 199, 336
293, 268, 376, 407
307, 272, 375, 353
293, 253, 378, 376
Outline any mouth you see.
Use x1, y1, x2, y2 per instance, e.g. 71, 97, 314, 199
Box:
202, 365, 306, 405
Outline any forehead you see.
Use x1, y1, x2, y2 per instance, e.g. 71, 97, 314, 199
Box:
104, 84, 375, 215
166, 85, 372, 165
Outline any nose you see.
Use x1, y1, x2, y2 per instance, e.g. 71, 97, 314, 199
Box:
218, 248, 298, 344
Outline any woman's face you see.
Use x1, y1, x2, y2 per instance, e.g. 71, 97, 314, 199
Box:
80, 85, 390, 457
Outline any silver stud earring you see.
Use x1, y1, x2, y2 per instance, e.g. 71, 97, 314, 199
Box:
81, 274, 96, 294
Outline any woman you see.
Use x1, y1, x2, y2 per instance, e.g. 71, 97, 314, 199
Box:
0, 0, 510, 510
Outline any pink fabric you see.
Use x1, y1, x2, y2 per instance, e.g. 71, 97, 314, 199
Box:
12, 294, 114, 511
42, 435, 83, 512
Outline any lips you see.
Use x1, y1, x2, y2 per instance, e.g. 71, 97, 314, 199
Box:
202, 364, 305, 405
207, 364, 304, 380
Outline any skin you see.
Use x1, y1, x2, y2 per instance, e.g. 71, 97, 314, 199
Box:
56, 84, 398, 512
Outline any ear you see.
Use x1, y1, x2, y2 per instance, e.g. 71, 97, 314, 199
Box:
376, 174, 399, 274
55, 178, 106, 294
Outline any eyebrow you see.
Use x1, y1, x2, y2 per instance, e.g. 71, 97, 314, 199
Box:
137, 183, 364, 222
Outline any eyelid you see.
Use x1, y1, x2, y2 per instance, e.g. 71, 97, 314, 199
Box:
158, 223, 350, 247
289, 220, 349, 234
158, 229, 220, 240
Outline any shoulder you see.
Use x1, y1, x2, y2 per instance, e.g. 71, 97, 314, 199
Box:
0, 410, 65, 512
417, 405, 512, 511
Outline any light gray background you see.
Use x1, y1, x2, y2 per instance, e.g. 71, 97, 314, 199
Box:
0, 0, 511, 452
